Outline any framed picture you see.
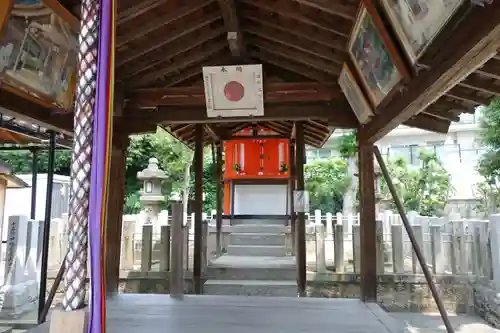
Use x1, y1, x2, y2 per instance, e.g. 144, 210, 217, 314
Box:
338, 64, 373, 125
380, 0, 465, 64
0, 0, 78, 109
348, 5, 403, 108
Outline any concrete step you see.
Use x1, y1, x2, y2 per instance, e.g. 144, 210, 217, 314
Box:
227, 244, 287, 256
230, 233, 286, 246
206, 266, 296, 280
203, 280, 297, 297
231, 218, 287, 226
231, 224, 289, 234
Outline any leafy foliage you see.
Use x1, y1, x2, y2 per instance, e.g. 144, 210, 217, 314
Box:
334, 131, 357, 159
305, 158, 350, 213
380, 150, 453, 216
475, 98, 500, 214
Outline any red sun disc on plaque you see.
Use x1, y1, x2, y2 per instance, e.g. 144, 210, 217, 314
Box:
224, 81, 245, 102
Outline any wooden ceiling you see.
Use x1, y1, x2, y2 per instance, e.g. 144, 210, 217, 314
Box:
13, 0, 500, 147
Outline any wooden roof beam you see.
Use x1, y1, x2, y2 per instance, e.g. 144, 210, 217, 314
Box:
116, 12, 222, 67
476, 58, 500, 80
216, 0, 245, 57
126, 82, 340, 107
117, 0, 169, 25
116, 0, 214, 48
446, 86, 491, 105
248, 37, 341, 75
241, 0, 350, 37
292, 0, 357, 20
403, 114, 451, 134
151, 55, 231, 88
128, 41, 228, 89
459, 74, 500, 96
244, 25, 345, 64
249, 49, 335, 82
359, 2, 500, 143
243, 13, 345, 51
124, 102, 358, 127
118, 28, 225, 81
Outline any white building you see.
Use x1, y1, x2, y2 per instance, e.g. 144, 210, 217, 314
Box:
306, 111, 486, 216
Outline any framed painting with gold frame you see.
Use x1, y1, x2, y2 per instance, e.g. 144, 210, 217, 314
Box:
380, 0, 465, 65
0, 0, 77, 109
348, 4, 410, 108
338, 64, 373, 125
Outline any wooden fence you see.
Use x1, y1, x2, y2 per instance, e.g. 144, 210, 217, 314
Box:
44, 210, 494, 279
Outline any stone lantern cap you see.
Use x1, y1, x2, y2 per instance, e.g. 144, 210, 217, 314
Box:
137, 158, 167, 180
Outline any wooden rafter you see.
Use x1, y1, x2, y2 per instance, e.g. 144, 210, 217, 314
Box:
243, 13, 345, 51
124, 102, 358, 126
117, 0, 169, 25
360, 2, 500, 143
116, 0, 214, 48
404, 114, 451, 134
126, 82, 340, 107
446, 86, 491, 105
244, 25, 345, 64
292, 0, 357, 20
249, 49, 335, 82
459, 74, 500, 96
151, 54, 231, 88
476, 58, 500, 80
118, 28, 225, 80
116, 11, 222, 67
248, 37, 341, 75
241, 0, 350, 37
216, 0, 245, 57
128, 40, 228, 89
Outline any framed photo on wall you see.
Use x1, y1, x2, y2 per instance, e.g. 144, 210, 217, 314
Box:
338, 64, 373, 125
348, 5, 404, 108
380, 0, 465, 64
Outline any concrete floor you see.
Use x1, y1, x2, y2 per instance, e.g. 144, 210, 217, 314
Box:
389, 312, 499, 333
11, 301, 500, 333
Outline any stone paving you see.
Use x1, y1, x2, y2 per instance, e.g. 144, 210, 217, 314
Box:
390, 312, 499, 333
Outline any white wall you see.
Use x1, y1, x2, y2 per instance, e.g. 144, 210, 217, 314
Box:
3, 174, 70, 241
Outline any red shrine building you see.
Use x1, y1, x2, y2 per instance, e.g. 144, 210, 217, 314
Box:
223, 126, 290, 217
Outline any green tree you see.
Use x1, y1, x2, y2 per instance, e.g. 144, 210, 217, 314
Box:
475, 98, 500, 214
380, 150, 453, 216
305, 158, 350, 213
334, 131, 358, 213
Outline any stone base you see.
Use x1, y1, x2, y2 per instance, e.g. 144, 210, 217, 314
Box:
50, 308, 88, 333
0, 280, 39, 319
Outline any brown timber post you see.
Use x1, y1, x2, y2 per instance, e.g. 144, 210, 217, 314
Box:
295, 123, 306, 296
289, 140, 296, 255
216, 142, 223, 256
193, 124, 204, 294
104, 132, 129, 295
357, 131, 377, 302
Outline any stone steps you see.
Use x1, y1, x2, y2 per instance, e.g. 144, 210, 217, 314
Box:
227, 244, 287, 257
231, 218, 288, 226
203, 280, 297, 297
206, 267, 296, 280
230, 232, 286, 246
230, 224, 289, 234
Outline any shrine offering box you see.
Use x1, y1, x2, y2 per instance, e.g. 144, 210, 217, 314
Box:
0, 0, 78, 109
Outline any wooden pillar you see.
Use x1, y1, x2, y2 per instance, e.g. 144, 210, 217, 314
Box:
289, 140, 296, 255
295, 123, 306, 296
193, 124, 204, 294
215, 142, 223, 255
104, 132, 129, 296
357, 132, 377, 302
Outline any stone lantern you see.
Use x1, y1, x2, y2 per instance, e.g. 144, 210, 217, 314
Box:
137, 158, 167, 227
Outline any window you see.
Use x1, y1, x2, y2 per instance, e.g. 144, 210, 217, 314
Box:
318, 149, 332, 159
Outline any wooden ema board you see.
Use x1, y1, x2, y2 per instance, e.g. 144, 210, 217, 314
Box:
0, 0, 78, 110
